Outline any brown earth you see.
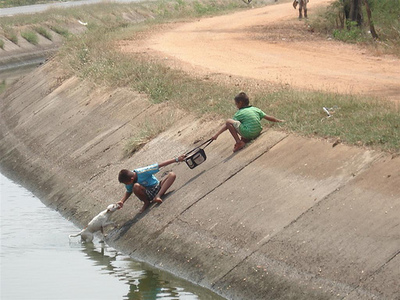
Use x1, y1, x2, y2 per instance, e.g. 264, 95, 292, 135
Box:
120, 0, 400, 105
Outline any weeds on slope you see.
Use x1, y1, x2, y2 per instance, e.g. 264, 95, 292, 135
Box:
56, 2, 399, 153
3, 0, 398, 153
63, 29, 400, 153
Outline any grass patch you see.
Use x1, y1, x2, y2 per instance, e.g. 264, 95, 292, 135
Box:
123, 112, 178, 156
252, 89, 399, 152
3, 26, 18, 44
34, 26, 52, 40
49, 25, 69, 38
0, 80, 6, 94
332, 20, 365, 43
21, 30, 38, 45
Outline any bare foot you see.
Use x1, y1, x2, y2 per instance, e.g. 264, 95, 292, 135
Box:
233, 141, 246, 152
139, 201, 150, 213
153, 197, 163, 204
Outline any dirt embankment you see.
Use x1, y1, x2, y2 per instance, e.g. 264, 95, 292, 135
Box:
1, 2, 400, 300
120, 0, 400, 105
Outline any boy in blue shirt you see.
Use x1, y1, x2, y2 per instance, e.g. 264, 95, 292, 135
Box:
117, 155, 185, 213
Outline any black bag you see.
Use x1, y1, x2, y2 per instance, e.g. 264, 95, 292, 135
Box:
184, 139, 213, 169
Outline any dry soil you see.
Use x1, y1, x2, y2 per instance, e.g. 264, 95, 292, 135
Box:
120, 0, 400, 105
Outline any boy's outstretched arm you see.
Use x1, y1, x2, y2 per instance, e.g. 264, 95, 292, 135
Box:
117, 191, 132, 208
264, 115, 285, 123
158, 154, 186, 168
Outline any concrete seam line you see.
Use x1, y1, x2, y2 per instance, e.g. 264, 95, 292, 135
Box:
177, 134, 289, 218
211, 190, 346, 287
212, 144, 385, 288
261, 150, 386, 246
143, 134, 290, 240
352, 249, 400, 293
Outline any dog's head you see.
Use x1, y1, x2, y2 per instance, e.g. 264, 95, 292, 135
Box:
106, 204, 119, 212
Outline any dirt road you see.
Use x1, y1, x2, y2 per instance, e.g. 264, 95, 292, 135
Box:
121, 0, 400, 104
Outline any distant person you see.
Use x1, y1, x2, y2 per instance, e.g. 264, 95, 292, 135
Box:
212, 92, 284, 152
117, 155, 185, 213
293, 0, 309, 19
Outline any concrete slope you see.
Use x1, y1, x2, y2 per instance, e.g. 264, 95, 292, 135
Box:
0, 61, 399, 300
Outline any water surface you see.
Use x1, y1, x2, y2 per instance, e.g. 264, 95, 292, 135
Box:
0, 173, 224, 300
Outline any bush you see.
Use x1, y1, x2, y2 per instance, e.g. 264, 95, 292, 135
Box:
332, 20, 364, 42
369, 0, 400, 41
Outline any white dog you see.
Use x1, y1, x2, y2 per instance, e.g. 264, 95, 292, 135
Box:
69, 204, 119, 242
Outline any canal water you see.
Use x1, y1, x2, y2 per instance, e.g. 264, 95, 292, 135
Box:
0, 173, 224, 299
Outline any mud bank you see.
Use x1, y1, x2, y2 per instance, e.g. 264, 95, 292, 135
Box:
1, 60, 399, 300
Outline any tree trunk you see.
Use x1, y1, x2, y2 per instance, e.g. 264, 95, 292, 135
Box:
349, 0, 363, 25
363, 0, 379, 39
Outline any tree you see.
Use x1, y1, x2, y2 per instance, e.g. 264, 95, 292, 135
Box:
341, 0, 378, 39
363, 0, 378, 39
349, 0, 363, 26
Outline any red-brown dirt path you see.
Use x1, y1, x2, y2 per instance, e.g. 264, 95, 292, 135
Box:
120, 0, 400, 105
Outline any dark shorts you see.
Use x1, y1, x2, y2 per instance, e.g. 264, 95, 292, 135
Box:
145, 183, 161, 201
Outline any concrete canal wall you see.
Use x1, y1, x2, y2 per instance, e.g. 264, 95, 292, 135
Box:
1, 60, 399, 300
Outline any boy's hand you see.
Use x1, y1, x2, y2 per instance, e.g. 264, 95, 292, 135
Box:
117, 201, 124, 209
177, 154, 186, 162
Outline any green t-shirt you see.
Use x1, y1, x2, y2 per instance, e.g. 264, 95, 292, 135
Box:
233, 106, 266, 139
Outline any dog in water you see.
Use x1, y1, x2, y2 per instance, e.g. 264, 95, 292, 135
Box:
69, 203, 119, 242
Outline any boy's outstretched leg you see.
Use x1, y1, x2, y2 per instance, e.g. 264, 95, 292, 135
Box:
153, 172, 176, 204
213, 119, 245, 152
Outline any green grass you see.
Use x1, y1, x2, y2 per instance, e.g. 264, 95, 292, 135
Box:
49, 25, 69, 38
123, 113, 178, 156
253, 90, 399, 152
21, 30, 38, 45
0, 80, 6, 94
332, 20, 365, 43
34, 26, 52, 40
3, 26, 18, 44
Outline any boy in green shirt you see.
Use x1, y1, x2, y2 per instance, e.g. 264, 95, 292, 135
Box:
212, 92, 284, 152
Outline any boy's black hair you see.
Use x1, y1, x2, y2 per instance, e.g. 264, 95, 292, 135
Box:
234, 92, 249, 106
118, 169, 132, 183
